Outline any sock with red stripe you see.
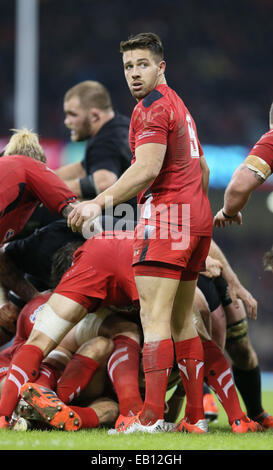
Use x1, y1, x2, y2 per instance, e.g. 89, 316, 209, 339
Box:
108, 335, 143, 416
0, 344, 43, 417
139, 338, 174, 425
36, 362, 62, 390
203, 340, 244, 424
69, 405, 99, 429
175, 336, 204, 424
57, 353, 99, 404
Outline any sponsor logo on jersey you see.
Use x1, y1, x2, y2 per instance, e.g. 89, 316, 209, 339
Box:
30, 303, 46, 324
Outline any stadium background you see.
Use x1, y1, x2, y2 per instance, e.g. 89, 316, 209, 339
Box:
0, 0, 272, 372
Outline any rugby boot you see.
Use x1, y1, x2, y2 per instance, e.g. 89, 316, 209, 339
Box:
20, 382, 82, 431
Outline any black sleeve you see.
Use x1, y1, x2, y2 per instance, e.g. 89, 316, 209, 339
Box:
84, 137, 123, 177
5, 220, 84, 286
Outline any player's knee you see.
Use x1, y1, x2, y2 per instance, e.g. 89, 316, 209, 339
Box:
115, 321, 141, 343
78, 336, 114, 364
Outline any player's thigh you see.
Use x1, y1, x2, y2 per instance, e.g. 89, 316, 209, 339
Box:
135, 274, 180, 326
27, 294, 88, 356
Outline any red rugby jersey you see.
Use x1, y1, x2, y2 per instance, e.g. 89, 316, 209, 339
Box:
129, 84, 212, 236
0, 155, 77, 243
248, 129, 273, 172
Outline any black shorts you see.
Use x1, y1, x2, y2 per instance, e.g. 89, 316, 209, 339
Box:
197, 274, 232, 312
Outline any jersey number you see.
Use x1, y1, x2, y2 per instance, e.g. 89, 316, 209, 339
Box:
186, 114, 199, 158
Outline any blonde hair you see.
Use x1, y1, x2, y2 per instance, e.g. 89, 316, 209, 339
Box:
3, 128, 46, 163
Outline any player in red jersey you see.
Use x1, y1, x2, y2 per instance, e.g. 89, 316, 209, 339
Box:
0, 128, 77, 244
66, 32, 231, 434
214, 103, 273, 227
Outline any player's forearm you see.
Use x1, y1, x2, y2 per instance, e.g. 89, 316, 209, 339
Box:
223, 165, 262, 216
62, 178, 83, 198
55, 162, 86, 180
223, 183, 250, 216
95, 162, 156, 209
209, 240, 239, 285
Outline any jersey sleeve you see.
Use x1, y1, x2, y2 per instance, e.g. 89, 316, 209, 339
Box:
132, 101, 170, 149
248, 131, 273, 171
25, 160, 77, 213
84, 138, 123, 176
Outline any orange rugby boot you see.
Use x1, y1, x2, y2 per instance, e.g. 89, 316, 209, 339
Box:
174, 418, 208, 434
20, 382, 82, 431
231, 414, 264, 433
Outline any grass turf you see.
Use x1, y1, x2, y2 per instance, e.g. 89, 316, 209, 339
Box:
0, 391, 272, 451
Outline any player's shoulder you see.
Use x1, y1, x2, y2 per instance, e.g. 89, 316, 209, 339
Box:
141, 88, 165, 109
256, 129, 273, 144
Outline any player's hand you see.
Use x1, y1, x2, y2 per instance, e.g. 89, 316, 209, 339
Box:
201, 256, 223, 278
228, 281, 258, 320
0, 302, 20, 333
67, 200, 102, 233
213, 209, 242, 228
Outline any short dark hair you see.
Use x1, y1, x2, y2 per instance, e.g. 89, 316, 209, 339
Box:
120, 32, 164, 62
50, 241, 84, 289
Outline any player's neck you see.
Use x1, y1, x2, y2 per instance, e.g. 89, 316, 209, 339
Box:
91, 109, 115, 136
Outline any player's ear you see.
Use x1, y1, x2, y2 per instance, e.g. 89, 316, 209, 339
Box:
158, 60, 166, 76
89, 108, 100, 123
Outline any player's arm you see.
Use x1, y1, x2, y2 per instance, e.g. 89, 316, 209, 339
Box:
209, 239, 257, 319
26, 160, 78, 216
68, 142, 166, 231
199, 154, 210, 195
214, 155, 271, 227
55, 161, 86, 180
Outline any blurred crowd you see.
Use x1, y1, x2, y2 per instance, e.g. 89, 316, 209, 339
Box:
1, 0, 272, 144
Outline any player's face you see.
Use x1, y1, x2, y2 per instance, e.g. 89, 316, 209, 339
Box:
123, 49, 166, 100
64, 96, 92, 141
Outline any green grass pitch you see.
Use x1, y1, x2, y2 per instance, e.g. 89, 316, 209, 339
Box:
0, 391, 272, 451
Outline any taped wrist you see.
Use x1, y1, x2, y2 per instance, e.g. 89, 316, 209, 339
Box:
79, 174, 97, 199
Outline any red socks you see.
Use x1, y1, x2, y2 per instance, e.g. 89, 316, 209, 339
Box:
36, 362, 62, 390
203, 340, 244, 424
0, 344, 43, 417
69, 405, 99, 429
107, 335, 143, 416
139, 338, 174, 425
175, 336, 204, 424
57, 353, 99, 404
